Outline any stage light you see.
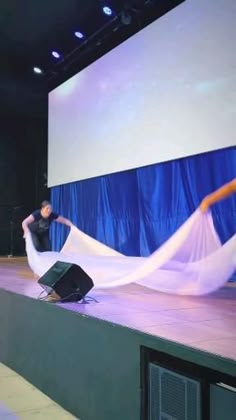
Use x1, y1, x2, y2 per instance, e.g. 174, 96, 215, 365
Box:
33, 67, 43, 74
52, 51, 60, 59
103, 6, 113, 16
121, 10, 132, 25
74, 31, 84, 39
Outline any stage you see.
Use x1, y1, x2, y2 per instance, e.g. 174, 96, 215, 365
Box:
0, 257, 236, 419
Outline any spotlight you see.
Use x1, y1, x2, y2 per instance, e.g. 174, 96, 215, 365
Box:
74, 31, 84, 39
52, 51, 60, 59
102, 6, 113, 16
121, 10, 132, 25
144, 0, 157, 6
33, 67, 43, 74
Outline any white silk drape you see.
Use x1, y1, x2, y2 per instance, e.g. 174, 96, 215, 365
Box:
25, 210, 236, 296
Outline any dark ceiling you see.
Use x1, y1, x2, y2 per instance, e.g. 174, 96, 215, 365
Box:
1, 1, 93, 69
0, 0, 184, 115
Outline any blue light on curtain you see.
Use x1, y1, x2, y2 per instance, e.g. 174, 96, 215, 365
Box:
51, 147, 236, 260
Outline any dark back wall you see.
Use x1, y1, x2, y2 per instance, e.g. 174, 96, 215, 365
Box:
0, 86, 48, 255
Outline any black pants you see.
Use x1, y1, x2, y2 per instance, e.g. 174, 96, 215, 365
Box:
31, 232, 51, 252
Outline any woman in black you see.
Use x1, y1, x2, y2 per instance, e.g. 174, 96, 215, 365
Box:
22, 200, 73, 252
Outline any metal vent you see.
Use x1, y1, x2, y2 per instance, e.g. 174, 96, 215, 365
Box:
148, 363, 201, 420
187, 381, 198, 420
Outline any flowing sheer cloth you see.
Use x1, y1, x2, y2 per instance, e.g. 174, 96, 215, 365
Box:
25, 210, 236, 296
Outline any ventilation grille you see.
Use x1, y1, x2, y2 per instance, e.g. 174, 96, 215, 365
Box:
148, 363, 201, 420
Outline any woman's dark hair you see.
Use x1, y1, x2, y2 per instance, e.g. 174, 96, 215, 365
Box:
41, 200, 51, 208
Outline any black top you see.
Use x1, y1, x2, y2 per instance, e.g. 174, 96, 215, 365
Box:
29, 209, 59, 234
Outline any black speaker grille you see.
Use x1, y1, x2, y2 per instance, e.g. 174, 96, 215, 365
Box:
38, 261, 94, 301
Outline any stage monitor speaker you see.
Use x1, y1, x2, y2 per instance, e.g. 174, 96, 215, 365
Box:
38, 261, 94, 302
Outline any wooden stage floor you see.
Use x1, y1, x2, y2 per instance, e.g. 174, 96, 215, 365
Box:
1, 257, 236, 363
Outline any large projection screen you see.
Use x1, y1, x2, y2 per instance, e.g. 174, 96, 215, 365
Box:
48, 0, 236, 187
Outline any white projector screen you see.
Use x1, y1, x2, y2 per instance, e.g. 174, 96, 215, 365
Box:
48, 0, 236, 187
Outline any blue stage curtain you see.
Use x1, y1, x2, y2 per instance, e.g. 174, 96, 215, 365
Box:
51, 147, 236, 259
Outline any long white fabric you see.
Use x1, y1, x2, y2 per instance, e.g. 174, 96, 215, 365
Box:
25, 210, 236, 296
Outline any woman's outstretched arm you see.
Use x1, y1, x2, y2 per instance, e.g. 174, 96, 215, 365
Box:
200, 178, 236, 212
